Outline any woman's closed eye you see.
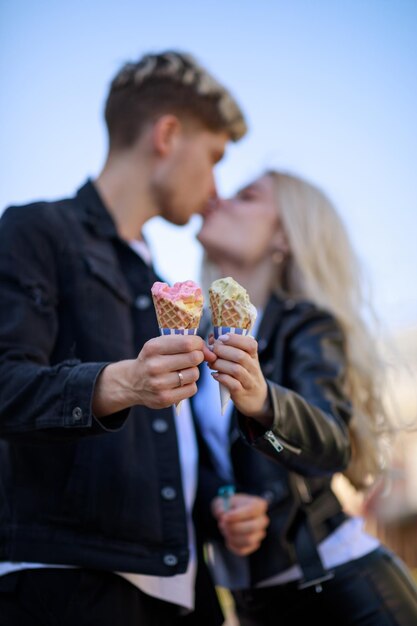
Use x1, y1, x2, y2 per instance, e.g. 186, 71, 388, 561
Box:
236, 188, 259, 201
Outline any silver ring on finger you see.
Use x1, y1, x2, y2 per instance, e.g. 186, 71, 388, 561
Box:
177, 371, 184, 387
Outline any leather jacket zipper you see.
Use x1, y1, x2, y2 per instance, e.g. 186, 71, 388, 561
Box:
263, 430, 302, 455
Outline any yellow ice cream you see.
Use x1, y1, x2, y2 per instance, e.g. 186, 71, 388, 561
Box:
209, 277, 257, 330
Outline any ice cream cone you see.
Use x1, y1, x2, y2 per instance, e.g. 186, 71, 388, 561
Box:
213, 325, 251, 414
209, 293, 254, 330
151, 280, 204, 415
152, 295, 202, 330
209, 278, 257, 415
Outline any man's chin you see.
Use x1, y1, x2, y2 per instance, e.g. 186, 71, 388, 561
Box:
159, 208, 188, 226
176, 213, 192, 226
161, 204, 201, 226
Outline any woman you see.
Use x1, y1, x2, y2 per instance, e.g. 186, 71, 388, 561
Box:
193, 170, 417, 624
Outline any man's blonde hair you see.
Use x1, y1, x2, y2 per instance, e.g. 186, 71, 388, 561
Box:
104, 50, 247, 149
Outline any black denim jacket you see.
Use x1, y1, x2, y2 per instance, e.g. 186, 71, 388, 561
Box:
0, 181, 190, 576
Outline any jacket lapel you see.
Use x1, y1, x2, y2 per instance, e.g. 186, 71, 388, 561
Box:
256, 293, 285, 357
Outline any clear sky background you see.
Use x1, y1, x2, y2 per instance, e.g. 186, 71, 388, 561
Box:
1, 0, 416, 336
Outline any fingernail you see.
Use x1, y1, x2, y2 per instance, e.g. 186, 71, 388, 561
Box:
218, 334, 230, 342
211, 372, 219, 378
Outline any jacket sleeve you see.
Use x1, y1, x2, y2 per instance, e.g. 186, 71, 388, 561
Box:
237, 307, 352, 476
0, 204, 129, 442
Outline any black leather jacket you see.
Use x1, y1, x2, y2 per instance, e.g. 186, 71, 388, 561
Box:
0, 181, 190, 576
196, 294, 353, 587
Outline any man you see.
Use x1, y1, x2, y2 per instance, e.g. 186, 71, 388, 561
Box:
0, 50, 247, 625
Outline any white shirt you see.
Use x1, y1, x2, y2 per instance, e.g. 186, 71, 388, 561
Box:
117, 399, 198, 610
193, 311, 263, 483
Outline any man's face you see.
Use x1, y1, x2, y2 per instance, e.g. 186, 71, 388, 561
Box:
155, 127, 229, 226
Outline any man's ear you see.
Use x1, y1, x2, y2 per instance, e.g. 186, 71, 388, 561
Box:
152, 114, 182, 157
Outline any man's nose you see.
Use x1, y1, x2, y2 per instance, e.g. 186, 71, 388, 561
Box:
209, 176, 218, 202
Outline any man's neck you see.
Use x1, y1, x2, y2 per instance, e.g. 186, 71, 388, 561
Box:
94, 154, 157, 242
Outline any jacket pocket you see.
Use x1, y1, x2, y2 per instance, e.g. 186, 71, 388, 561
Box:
84, 252, 132, 305
78, 252, 134, 353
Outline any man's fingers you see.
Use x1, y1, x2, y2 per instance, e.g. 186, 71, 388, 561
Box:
148, 381, 199, 409
169, 382, 199, 405
145, 351, 204, 375
145, 366, 201, 396
144, 335, 206, 356
169, 367, 200, 389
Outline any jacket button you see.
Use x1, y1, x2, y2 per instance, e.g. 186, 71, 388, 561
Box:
163, 554, 178, 567
161, 486, 177, 500
72, 407, 83, 421
152, 419, 168, 433
262, 489, 274, 504
134, 295, 152, 310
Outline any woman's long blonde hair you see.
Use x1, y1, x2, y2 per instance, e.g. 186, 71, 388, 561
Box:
267, 170, 392, 490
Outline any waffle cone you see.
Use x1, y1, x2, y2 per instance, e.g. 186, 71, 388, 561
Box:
152, 295, 201, 329
209, 292, 253, 330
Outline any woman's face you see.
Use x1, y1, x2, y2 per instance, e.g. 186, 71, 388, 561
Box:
197, 174, 281, 266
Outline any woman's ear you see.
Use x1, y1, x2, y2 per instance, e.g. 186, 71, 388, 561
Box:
151, 114, 182, 157
271, 227, 290, 259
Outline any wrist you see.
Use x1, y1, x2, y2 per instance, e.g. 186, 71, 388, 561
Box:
248, 383, 274, 429
92, 359, 137, 418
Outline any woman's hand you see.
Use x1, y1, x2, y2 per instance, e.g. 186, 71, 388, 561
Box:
211, 493, 270, 556
209, 333, 271, 421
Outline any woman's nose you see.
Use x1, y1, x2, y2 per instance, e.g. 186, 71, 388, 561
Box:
218, 197, 233, 210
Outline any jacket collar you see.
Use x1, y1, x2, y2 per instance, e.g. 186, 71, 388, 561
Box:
74, 179, 119, 239
256, 291, 286, 356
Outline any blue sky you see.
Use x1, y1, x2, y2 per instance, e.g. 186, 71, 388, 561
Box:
1, 0, 416, 334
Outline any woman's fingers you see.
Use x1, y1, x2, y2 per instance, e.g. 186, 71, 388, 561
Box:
214, 333, 259, 357
211, 359, 251, 387
212, 493, 270, 556
209, 333, 270, 417
211, 371, 244, 393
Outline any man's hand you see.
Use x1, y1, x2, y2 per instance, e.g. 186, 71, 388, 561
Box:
93, 335, 216, 417
211, 493, 269, 556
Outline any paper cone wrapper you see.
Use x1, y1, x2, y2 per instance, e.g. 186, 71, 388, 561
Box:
159, 327, 198, 415
213, 326, 250, 415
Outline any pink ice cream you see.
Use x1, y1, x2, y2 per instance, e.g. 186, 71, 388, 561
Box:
151, 280, 204, 329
